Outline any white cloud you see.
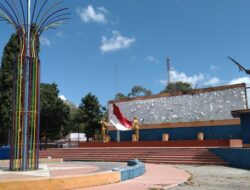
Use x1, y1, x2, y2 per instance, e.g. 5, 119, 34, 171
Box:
160, 69, 204, 87
171, 70, 204, 86
100, 31, 135, 53
210, 65, 220, 71
40, 36, 51, 46
229, 77, 250, 107
147, 56, 158, 64
77, 5, 107, 24
229, 77, 250, 85
97, 7, 108, 14
204, 77, 221, 86
59, 95, 67, 101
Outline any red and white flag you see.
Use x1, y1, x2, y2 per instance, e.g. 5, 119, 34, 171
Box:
110, 103, 132, 131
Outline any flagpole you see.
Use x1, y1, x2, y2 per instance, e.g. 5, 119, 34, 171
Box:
114, 65, 120, 142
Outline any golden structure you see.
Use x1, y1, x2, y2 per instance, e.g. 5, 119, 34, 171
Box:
132, 117, 140, 141
100, 118, 109, 142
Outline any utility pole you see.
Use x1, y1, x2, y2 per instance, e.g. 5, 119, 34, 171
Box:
166, 58, 171, 85
114, 65, 118, 95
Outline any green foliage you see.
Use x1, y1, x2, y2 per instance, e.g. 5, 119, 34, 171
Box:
40, 83, 70, 146
62, 101, 79, 136
70, 109, 84, 135
78, 93, 103, 141
0, 32, 39, 145
160, 81, 193, 94
0, 33, 72, 147
115, 85, 152, 100
115, 93, 128, 100
128, 85, 152, 98
0, 34, 20, 144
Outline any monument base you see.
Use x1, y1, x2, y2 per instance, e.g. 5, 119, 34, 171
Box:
243, 144, 250, 148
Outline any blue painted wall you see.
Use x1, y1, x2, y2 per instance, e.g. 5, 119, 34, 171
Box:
210, 148, 250, 170
0, 146, 10, 160
240, 113, 250, 144
109, 125, 242, 142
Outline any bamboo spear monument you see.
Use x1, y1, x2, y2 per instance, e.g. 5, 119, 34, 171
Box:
0, 0, 69, 171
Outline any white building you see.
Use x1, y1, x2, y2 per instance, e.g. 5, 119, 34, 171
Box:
56, 133, 87, 148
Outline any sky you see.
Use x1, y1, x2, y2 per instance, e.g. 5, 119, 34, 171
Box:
0, 0, 250, 107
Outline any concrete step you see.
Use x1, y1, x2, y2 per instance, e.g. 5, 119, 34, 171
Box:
40, 151, 213, 154
40, 152, 213, 156
39, 147, 227, 166
40, 155, 219, 160
63, 157, 226, 165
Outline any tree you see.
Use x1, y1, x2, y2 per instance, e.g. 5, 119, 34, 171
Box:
115, 92, 128, 100
78, 93, 103, 141
40, 83, 70, 148
115, 85, 152, 100
0, 31, 40, 145
160, 81, 193, 94
128, 85, 152, 98
62, 101, 79, 136
0, 34, 20, 145
70, 108, 86, 140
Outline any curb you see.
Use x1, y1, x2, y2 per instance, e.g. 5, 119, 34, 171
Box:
112, 159, 145, 181
0, 160, 146, 190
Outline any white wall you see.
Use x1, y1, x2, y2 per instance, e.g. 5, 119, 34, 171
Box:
109, 86, 247, 124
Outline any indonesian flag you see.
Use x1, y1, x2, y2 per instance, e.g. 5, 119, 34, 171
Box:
110, 103, 132, 131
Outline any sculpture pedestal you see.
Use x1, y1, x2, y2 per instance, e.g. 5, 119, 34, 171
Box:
162, 134, 169, 141
132, 135, 137, 142
197, 132, 204, 141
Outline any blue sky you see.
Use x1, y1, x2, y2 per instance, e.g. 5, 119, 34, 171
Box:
0, 0, 250, 107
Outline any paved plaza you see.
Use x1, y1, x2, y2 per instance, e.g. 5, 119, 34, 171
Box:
80, 163, 189, 190
79, 164, 250, 190
0, 161, 126, 181
0, 161, 189, 190
171, 165, 250, 190
1, 160, 250, 189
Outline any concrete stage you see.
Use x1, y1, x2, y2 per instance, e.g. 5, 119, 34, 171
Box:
79, 139, 243, 148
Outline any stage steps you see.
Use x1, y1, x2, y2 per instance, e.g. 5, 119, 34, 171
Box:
39, 147, 227, 165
